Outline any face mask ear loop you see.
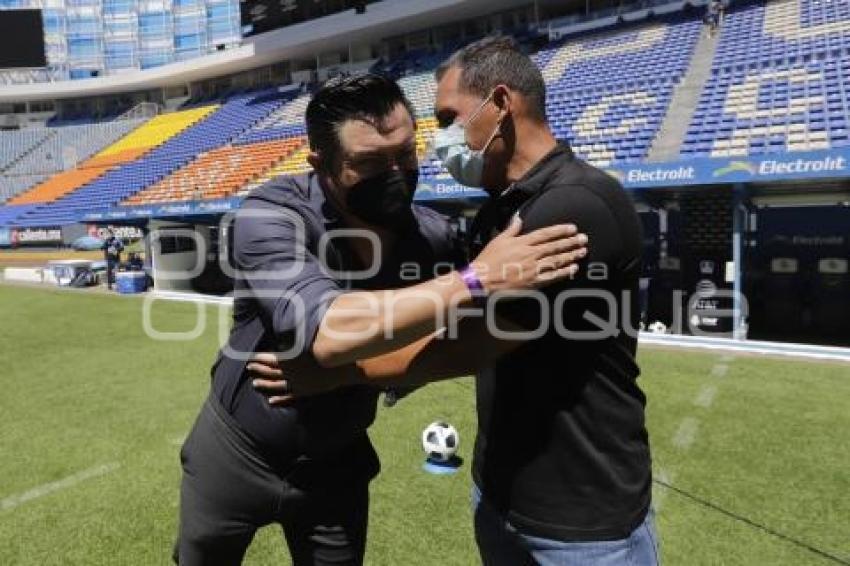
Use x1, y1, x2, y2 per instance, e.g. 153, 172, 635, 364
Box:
464, 90, 501, 152
479, 117, 502, 155
464, 90, 494, 129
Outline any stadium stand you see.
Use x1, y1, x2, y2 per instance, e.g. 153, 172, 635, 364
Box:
123, 91, 305, 204
124, 137, 305, 204
234, 93, 309, 145
0, 203, 39, 225
398, 72, 438, 118
7, 89, 294, 226
0, 10, 708, 218
4, 120, 146, 176
2, 1, 849, 223
0, 174, 49, 203
380, 15, 704, 176
395, 73, 443, 178
237, 139, 312, 196
3, 108, 215, 211
83, 107, 218, 169
9, 166, 114, 206
0, 129, 52, 171
537, 16, 702, 165
681, 0, 850, 157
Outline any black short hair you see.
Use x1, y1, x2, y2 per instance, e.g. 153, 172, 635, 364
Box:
305, 73, 416, 172
436, 36, 547, 121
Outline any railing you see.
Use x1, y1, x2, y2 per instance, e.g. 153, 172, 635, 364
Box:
542, 0, 710, 39
116, 102, 160, 121
0, 67, 70, 86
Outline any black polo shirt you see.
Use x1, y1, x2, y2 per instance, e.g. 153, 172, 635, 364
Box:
211, 172, 463, 481
470, 143, 652, 541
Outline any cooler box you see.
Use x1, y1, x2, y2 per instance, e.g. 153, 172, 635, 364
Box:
116, 271, 147, 294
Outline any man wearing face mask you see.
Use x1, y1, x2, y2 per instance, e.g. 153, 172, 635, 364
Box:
251, 38, 657, 565
173, 74, 588, 565
431, 37, 657, 565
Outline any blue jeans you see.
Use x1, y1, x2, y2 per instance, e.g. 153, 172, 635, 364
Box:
472, 485, 661, 566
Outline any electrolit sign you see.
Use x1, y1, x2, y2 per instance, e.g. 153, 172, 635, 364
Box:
602, 147, 850, 189
618, 165, 697, 185
757, 155, 846, 176
415, 180, 488, 201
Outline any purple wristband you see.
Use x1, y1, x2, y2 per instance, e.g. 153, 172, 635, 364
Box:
460, 265, 487, 306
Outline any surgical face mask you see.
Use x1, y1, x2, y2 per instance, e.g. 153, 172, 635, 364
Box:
345, 168, 419, 230
433, 93, 501, 187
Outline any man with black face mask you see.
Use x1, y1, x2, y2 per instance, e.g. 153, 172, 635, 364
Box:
344, 168, 420, 230
174, 74, 587, 565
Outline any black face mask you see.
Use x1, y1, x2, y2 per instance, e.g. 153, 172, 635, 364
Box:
345, 169, 419, 230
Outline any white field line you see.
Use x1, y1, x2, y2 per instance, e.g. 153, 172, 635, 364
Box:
694, 384, 719, 408
660, 355, 736, 512
711, 364, 729, 378
1, 462, 120, 512
672, 417, 700, 450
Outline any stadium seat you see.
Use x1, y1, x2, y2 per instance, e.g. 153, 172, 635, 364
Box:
0, 129, 52, 171
125, 137, 306, 205
4, 120, 145, 176
682, 0, 850, 159
0, 174, 49, 204
10, 90, 292, 226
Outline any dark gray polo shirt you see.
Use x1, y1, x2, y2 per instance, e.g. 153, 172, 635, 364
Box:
211, 172, 464, 479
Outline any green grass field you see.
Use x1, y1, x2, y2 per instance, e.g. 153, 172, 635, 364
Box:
1, 284, 848, 565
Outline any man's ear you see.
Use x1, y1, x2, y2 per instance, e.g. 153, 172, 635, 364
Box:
492, 85, 512, 121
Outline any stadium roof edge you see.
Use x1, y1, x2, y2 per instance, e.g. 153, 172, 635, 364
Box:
0, 0, 528, 104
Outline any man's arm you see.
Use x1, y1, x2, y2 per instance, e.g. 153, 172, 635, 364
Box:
310, 218, 585, 368
251, 315, 527, 403
234, 192, 584, 371
354, 316, 526, 386
251, 180, 632, 400
352, 181, 627, 380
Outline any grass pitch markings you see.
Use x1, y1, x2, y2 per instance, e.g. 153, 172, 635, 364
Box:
693, 384, 718, 408
1, 463, 120, 513
672, 417, 700, 450
711, 363, 729, 378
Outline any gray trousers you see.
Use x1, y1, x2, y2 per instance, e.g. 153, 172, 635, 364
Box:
174, 395, 370, 566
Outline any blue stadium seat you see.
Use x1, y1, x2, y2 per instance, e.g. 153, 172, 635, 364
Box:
681, 0, 850, 159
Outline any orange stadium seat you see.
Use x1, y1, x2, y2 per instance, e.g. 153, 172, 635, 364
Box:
124, 137, 305, 205
7, 166, 112, 205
